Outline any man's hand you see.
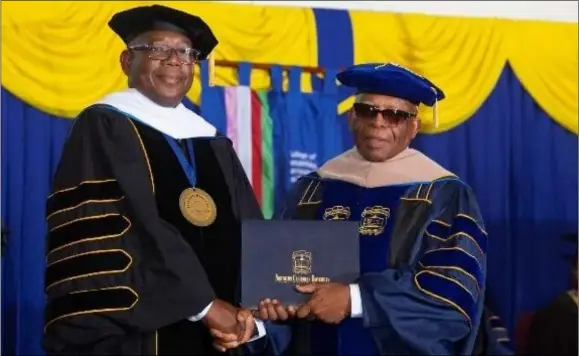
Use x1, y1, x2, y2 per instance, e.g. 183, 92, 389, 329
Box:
254, 298, 297, 321
202, 300, 245, 338
295, 283, 350, 324
209, 308, 256, 352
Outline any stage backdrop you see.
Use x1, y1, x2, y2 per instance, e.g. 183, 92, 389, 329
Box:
2, 62, 577, 356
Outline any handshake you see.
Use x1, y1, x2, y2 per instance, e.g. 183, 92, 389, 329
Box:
201, 299, 257, 352
204, 282, 351, 352
203, 298, 294, 352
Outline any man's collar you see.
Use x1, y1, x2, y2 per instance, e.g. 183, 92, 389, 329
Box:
94, 88, 216, 139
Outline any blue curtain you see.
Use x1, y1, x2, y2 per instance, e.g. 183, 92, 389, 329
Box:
1, 64, 577, 355
1, 89, 73, 355
413, 64, 578, 331
269, 66, 343, 207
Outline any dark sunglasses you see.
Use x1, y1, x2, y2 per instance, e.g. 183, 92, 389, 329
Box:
353, 103, 417, 125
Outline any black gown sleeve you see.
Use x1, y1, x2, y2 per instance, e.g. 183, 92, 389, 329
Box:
43, 106, 215, 351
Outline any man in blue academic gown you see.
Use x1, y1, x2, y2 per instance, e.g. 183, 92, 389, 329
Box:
212, 63, 489, 355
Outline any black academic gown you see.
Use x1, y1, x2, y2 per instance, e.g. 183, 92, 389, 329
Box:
525, 291, 578, 355
43, 104, 263, 355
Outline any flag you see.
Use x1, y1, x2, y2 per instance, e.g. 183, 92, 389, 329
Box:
224, 86, 274, 218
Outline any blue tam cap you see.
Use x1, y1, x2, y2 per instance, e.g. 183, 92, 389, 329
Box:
337, 63, 445, 107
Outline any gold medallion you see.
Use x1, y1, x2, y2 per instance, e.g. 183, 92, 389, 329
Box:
179, 188, 217, 227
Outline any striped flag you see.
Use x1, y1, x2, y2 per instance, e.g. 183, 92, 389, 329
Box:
224, 86, 275, 218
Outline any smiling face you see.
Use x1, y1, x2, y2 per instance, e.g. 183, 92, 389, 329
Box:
348, 93, 421, 162
120, 30, 196, 107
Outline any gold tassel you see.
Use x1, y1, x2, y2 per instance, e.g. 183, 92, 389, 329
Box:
431, 87, 439, 128
208, 52, 215, 87
433, 100, 438, 128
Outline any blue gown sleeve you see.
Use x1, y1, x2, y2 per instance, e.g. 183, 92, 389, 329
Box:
243, 322, 294, 356
359, 179, 488, 355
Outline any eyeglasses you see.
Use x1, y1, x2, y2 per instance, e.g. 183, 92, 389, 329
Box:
128, 44, 202, 65
353, 103, 417, 126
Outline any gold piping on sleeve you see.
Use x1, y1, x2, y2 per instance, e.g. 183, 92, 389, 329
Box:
46, 197, 125, 221
414, 270, 472, 325
47, 179, 117, 199
44, 286, 139, 333
46, 214, 131, 259
45, 249, 133, 291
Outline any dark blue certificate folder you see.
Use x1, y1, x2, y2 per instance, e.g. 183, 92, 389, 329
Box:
241, 219, 360, 309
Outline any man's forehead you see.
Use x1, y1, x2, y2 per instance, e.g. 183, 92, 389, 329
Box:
356, 93, 417, 109
143, 30, 192, 46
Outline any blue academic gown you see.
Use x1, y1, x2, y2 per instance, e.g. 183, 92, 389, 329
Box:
247, 172, 488, 355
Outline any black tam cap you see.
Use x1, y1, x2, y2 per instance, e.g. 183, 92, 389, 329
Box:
108, 5, 218, 60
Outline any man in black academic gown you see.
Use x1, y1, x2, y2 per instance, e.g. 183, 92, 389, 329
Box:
524, 233, 578, 356
212, 63, 489, 355
43, 5, 264, 355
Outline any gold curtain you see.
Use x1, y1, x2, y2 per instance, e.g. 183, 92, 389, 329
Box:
1, 1, 318, 118
349, 12, 578, 133
2, 1, 577, 133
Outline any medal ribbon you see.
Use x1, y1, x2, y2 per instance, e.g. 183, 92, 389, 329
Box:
163, 134, 197, 187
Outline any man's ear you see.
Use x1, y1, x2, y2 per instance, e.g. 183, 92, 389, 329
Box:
120, 50, 133, 76
411, 118, 421, 138
347, 109, 355, 132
